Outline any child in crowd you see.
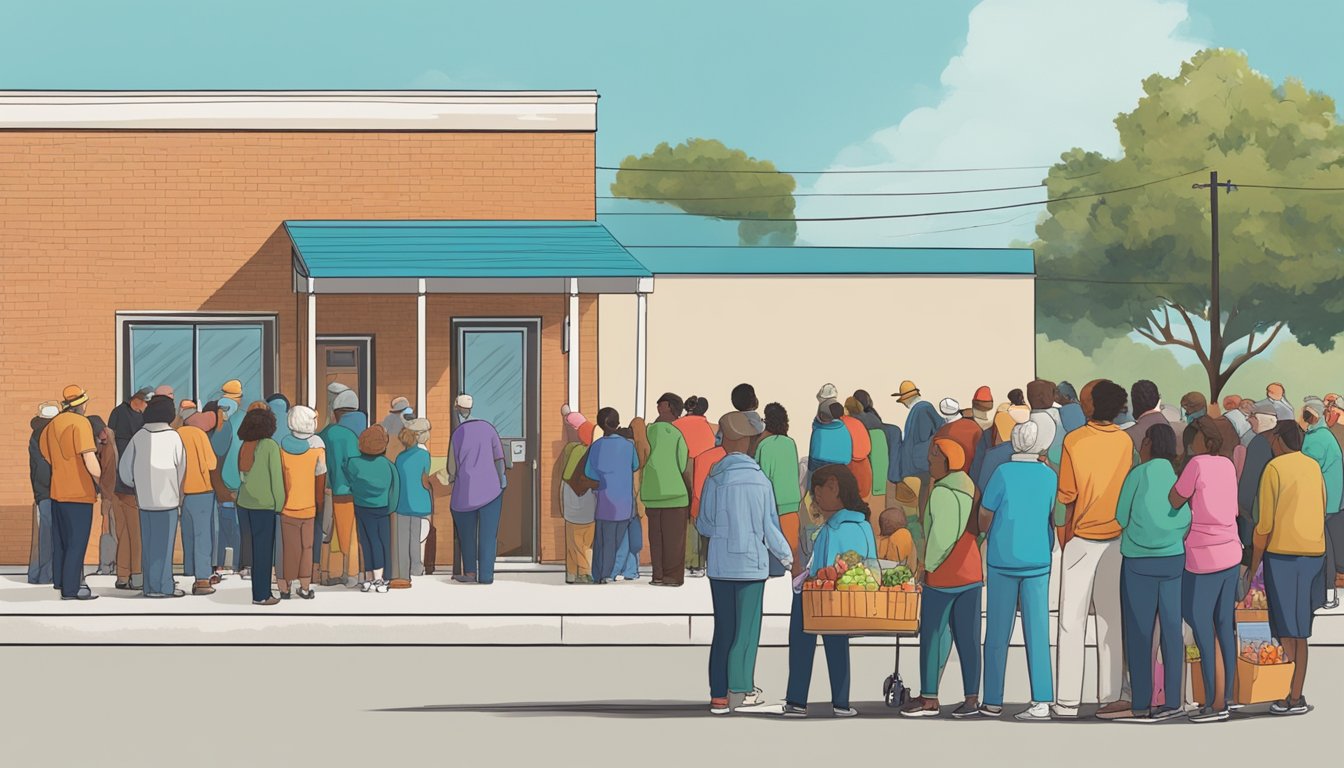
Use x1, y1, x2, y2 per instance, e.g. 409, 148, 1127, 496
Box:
877, 506, 917, 571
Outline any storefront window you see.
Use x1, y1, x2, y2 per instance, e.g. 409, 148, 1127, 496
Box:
121, 315, 274, 404
461, 329, 525, 439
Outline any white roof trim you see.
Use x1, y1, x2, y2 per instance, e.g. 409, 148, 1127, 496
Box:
0, 90, 598, 131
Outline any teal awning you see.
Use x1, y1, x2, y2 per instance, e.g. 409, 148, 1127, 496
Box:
286, 220, 652, 279
626, 246, 1034, 276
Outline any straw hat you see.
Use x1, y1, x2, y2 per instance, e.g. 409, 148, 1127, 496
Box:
891, 380, 920, 403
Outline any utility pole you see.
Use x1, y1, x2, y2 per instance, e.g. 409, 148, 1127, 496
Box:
1192, 170, 1237, 397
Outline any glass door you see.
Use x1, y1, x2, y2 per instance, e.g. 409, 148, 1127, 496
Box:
316, 337, 373, 429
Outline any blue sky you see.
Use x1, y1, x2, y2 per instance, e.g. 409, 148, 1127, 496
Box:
3, 0, 1341, 249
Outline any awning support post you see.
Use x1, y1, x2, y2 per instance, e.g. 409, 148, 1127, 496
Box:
635, 290, 648, 420
306, 277, 317, 407
567, 278, 580, 409
417, 278, 427, 418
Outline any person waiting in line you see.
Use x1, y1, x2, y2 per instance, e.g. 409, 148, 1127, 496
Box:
1249, 420, 1328, 716
27, 401, 59, 585
42, 385, 102, 600
318, 389, 365, 587
851, 390, 889, 501
902, 439, 982, 719
235, 406, 286, 606
347, 425, 399, 593
584, 407, 638, 585
278, 405, 327, 599
560, 411, 598, 584
840, 397, 874, 504
207, 397, 240, 581
447, 394, 506, 585
1300, 398, 1343, 609
381, 396, 414, 463
1114, 423, 1190, 722
90, 415, 120, 579
635, 393, 691, 587
178, 409, 219, 596
1168, 416, 1241, 723
781, 463, 873, 718
674, 395, 716, 460
756, 403, 802, 577
876, 507, 917, 571
108, 386, 151, 591
700, 412, 792, 715
715, 383, 765, 453
267, 394, 293, 587
119, 395, 187, 599
979, 420, 1058, 720
688, 426, 728, 580
389, 418, 433, 589
808, 401, 851, 487
992, 388, 1027, 445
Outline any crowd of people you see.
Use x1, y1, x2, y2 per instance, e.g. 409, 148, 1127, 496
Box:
26, 379, 507, 604
26, 370, 1338, 720
552, 378, 1336, 719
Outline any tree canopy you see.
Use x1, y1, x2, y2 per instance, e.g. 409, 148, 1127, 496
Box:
1034, 49, 1344, 399
610, 138, 797, 245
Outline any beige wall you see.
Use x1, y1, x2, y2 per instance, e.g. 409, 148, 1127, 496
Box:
640, 274, 1037, 444
597, 293, 638, 420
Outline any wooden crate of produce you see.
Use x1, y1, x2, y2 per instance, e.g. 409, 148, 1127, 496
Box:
801, 588, 920, 635
1234, 658, 1294, 705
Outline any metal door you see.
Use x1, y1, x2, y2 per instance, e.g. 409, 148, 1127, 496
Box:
316, 336, 373, 428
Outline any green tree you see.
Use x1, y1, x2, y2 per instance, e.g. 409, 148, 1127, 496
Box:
1034, 49, 1344, 400
610, 139, 797, 245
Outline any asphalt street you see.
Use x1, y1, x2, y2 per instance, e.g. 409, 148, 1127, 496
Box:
6, 645, 1333, 764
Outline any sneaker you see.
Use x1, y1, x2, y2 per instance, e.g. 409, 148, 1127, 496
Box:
575, 574, 594, 584
374, 580, 389, 593
979, 705, 1003, 718
688, 568, 706, 578
1096, 700, 1134, 720
252, 597, 280, 606
114, 581, 136, 591
209, 573, 222, 585
951, 701, 984, 719
1150, 707, 1185, 722
279, 592, 291, 600
360, 581, 373, 593
738, 688, 765, 707
297, 588, 316, 600
1016, 702, 1051, 721
191, 581, 215, 596
710, 698, 731, 715
781, 703, 808, 718
900, 696, 940, 717
1188, 706, 1230, 723
1049, 703, 1080, 720
1269, 698, 1309, 716
239, 568, 251, 581
60, 589, 99, 601
833, 707, 858, 718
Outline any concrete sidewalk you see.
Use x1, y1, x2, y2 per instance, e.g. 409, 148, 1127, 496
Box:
4, 570, 1343, 647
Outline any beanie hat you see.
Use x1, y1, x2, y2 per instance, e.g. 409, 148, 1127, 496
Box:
1011, 420, 1041, 454
332, 389, 359, 412
358, 425, 390, 456
404, 417, 432, 444
973, 386, 993, 407
938, 398, 961, 416
816, 383, 839, 403
288, 405, 319, 437
37, 401, 60, 419
933, 438, 966, 472
456, 394, 474, 410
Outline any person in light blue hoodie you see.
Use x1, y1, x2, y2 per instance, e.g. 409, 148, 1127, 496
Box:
782, 463, 877, 718
697, 412, 792, 715
808, 402, 852, 484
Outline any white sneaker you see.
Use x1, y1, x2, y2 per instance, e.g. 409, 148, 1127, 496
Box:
833, 707, 858, 718
374, 580, 389, 593
1015, 702, 1051, 721
739, 688, 765, 707
360, 580, 373, 593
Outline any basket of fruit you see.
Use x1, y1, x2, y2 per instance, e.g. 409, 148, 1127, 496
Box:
801, 551, 920, 635
1233, 622, 1295, 705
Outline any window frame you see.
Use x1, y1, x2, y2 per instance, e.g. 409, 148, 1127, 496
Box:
116, 312, 278, 404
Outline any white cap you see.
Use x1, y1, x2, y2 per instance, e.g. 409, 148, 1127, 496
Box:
456, 394, 474, 410
938, 398, 961, 416
37, 402, 60, 420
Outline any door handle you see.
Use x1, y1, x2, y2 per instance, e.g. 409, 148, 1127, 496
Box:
532, 459, 538, 470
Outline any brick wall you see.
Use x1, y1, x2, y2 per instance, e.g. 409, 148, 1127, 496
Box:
0, 130, 594, 564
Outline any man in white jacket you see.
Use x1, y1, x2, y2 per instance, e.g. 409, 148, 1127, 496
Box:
119, 396, 187, 598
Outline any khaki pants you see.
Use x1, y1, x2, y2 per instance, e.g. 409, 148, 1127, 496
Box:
114, 492, 142, 582
685, 519, 706, 570
320, 496, 359, 582
280, 515, 314, 586
565, 522, 595, 579
1056, 536, 1125, 710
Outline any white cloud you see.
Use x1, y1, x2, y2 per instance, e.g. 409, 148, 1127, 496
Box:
797, 0, 1204, 247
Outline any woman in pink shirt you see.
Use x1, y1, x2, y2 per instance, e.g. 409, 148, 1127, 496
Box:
1169, 416, 1242, 722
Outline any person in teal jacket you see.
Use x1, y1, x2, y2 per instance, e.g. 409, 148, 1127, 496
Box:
1115, 422, 1190, 720
317, 393, 364, 587
782, 463, 877, 718
346, 425, 399, 593
1302, 400, 1344, 608
808, 402, 852, 482
235, 407, 286, 605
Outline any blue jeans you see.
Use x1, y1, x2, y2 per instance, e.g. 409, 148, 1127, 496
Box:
355, 506, 391, 572
51, 501, 92, 598
592, 518, 631, 585
180, 493, 214, 581
139, 509, 179, 596
452, 494, 502, 584
1121, 554, 1185, 712
919, 583, 982, 698
28, 499, 53, 584
611, 514, 642, 580
214, 500, 239, 570
239, 507, 276, 602
786, 591, 850, 709
983, 568, 1052, 707
1183, 565, 1238, 709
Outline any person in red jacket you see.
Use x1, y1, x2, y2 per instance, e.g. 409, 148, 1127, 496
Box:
841, 398, 873, 502
688, 442, 728, 578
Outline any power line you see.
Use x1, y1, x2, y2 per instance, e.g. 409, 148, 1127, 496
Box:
597, 167, 1208, 223
597, 182, 1047, 202
598, 163, 1055, 175
882, 211, 1037, 239
1037, 276, 1199, 286
1234, 182, 1344, 191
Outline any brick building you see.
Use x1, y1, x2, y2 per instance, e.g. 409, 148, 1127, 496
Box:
0, 90, 1036, 568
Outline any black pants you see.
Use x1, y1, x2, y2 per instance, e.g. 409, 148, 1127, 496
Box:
1326, 513, 1344, 582
238, 505, 253, 570
240, 507, 276, 602
51, 501, 92, 598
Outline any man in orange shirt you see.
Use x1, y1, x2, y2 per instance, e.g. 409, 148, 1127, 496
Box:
1053, 379, 1134, 720
179, 410, 219, 595
688, 443, 728, 578
40, 385, 102, 600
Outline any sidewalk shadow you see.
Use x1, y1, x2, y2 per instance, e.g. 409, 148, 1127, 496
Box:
377, 700, 707, 719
